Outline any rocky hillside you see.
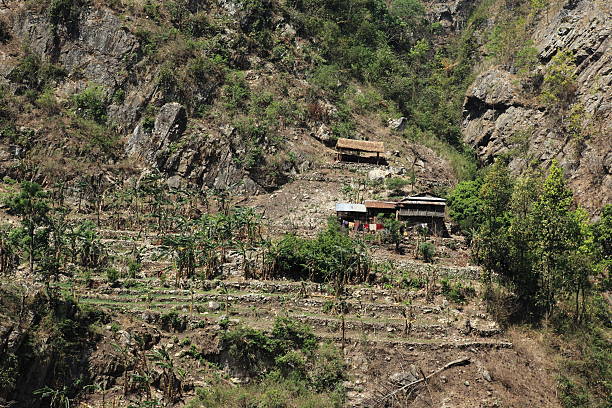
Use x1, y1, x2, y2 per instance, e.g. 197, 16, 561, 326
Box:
461, 0, 610, 212
0, 0, 482, 198
0, 0, 607, 210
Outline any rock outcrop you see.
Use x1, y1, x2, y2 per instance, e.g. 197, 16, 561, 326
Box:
462, 0, 611, 212
127, 102, 187, 165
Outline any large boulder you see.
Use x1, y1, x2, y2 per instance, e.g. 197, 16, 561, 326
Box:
126, 103, 187, 165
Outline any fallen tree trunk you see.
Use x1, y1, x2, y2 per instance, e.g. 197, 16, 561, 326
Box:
373, 357, 471, 406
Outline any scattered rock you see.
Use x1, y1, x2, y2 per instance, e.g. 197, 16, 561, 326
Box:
388, 117, 408, 131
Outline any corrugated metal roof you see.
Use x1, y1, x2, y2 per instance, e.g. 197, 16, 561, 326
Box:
335, 203, 367, 213
336, 138, 385, 153
364, 200, 397, 209
400, 194, 446, 203
400, 200, 446, 206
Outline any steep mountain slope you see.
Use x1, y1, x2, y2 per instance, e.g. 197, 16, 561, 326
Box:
462, 0, 610, 212
0, 0, 475, 197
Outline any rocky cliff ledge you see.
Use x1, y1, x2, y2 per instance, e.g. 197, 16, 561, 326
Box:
462, 0, 611, 212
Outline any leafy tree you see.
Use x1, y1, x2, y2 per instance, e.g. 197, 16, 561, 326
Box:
473, 160, 513, 281
592, 204, 612, 287
383, 217, 403, 253
541, 50, 577, 110
505, 174, 541, 317
530, 160, 582, 319
0, 226, 18, 275
447, 178, 483, 235
4, 181, 51, 276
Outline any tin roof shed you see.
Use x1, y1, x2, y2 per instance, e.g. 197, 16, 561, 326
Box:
335, 203, 367, 213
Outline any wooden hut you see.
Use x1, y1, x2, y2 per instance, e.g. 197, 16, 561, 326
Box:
396, 193, 448, 236
336, 138, 385, 164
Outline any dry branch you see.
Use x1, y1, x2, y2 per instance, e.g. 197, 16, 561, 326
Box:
373, 357, 471, 406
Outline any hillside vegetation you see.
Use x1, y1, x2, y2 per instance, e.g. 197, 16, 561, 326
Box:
0, 0, 609, 407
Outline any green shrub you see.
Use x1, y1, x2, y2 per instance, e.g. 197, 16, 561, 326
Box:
398, 271, 425, 289
71, 85, 107, 124
49, 0, 86, 32
143, 0, 161, 21
558, 375, 589, 408
105, 268, 119, 284
515, 42, 539, 74
267, 221, 370, 284
217, 317, 346, 402
441, 278, 476, 304
418, 242, 436, 263
160, 311, 186, 332
223, 71, 250, 110
385, 177, 409, 192
35, 88, 61, 114
311, 64, 342, 91
541, 49, 577, 109
127, 259, 142, 278
8, 54, 66, 92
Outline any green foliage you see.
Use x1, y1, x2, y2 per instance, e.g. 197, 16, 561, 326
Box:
160, 311, 186, 332
4, 181, 53, 278
188, 376, 344, 408
418, 242, 435, 263
105, 267, 119, 284
217, 317, 346, 402
441, 278, 476, 304
556, 298, 611, 408
473, 160, 514, 280
541, 50, 577, 109
382, 217, 403, 253
464, 160, 603, 324
223, 71, 250, 111
143, 0, 161, 21
385, 177, 409, 192
397, 270, 425, 289
558, 375, 589, 408
8, 54, 66, 92
71, 85, 108, 124
447, 178, 483, 234
1, 285, 103, 405
35, 88, 61, 114
0, 19, 10, 43
127, 259, 142, 278
390, 0, 426, 24
49, 0, 86, 31
267, 221, 370, 284
515, 42, 540, 74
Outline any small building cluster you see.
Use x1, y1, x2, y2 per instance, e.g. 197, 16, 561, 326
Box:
335, 193, 448, 236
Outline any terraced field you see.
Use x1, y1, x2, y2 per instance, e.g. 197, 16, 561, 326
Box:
47, 227, 561, 407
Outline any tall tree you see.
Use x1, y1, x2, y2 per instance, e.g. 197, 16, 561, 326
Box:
473, 160, 513, 281
530, 161, 581, 320
5, 181, 51, 276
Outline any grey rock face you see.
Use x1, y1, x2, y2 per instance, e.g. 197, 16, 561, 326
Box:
13, 8, 139, 91
462, 0, 611, 212
424, 0, 476, 31
126, 103, 187, 165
